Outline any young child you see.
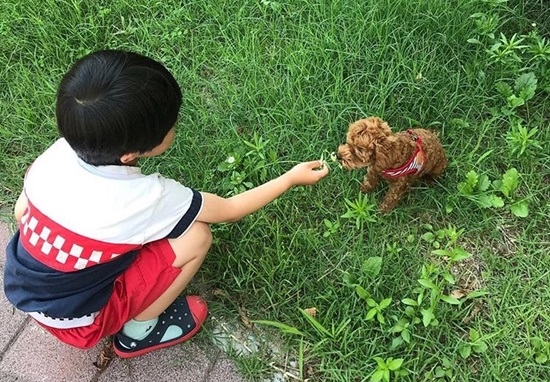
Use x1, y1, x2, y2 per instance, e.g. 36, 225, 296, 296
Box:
3, 50, 329, 358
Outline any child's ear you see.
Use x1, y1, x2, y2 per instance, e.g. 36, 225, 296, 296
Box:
120, 152, 140, 164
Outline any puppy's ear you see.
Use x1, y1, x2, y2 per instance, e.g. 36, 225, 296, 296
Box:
373, 135, 397, 169
353, 134, 376, 164
364, 118, 394, 168
373, 118, 392, 136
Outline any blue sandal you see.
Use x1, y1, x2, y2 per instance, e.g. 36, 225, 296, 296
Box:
113, 296, 208, 358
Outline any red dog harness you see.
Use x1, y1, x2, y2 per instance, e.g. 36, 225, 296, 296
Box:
381, 130, 425, 179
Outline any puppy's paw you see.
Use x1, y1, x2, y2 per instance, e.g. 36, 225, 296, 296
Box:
360, 182, 376, 193
378, 203, 393, 213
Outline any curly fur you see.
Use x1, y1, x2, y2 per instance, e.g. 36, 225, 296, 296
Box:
337, 117, 447, 212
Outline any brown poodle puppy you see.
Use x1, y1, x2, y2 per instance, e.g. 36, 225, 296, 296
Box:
337, 117, 447, 212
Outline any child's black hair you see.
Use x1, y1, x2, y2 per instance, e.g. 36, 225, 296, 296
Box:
56, 50, 182, 165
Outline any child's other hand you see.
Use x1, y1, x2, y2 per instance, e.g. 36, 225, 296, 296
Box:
286, 160, 329, 186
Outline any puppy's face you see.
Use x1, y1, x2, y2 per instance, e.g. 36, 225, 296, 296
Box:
337, 117, 392, 169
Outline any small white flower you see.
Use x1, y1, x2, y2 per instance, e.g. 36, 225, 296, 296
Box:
226, 156, 235, 164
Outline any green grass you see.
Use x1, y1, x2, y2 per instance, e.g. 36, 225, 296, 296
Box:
1, 0, 549, 381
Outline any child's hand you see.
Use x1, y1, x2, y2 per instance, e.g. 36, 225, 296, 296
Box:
286, 160, 329, 186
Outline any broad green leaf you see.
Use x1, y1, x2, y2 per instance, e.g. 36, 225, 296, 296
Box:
401, 298, 418, 306
507, 94, 525, 108
370, 369, 385, 382
476, 194, 495, 208
465, 170, 479, 187
500, 168, 519, 197
451, 247, 473, 262
356, 285, 369, 299
374, 356, 386, 368
432, 249, 452, 257
473, 341, 488, 353
510, 200, 529, 217
489, 195, 505, 208
530, 337, 544, 348
370, 370, 384, 382
341, 210, 355, 219
421, 232, 435, 242
366, 308, 377, 320
379, 298, 392, 309
402, 329, 411, 343
418, 278, 438, 290
389, 323, 403, 333
362, 257, 383, 277
440, 295, 461, 305
421, 309, 435, 327
443, 272, 456, 284
469, 328, 480, 341
495, 81, 513, 97
366, 298, 377, 307
535, 353, 548, 364
391, 337, 404, 350
442, 357, 453, 368
343, 272, 358, 285
476, 174, 491, 192
388, 358, 404, 371
459, 345, 472, 359
515, 72, 537, 101
458, 182, 473, 195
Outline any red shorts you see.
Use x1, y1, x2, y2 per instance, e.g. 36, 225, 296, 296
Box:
38, 239, 182, 349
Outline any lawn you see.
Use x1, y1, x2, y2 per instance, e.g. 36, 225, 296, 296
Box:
1, 0, 549, 381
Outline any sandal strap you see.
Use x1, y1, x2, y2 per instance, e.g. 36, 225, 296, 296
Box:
114, 296, 197, 353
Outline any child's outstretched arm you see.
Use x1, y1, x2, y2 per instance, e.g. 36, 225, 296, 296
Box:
197, 160, 329, 224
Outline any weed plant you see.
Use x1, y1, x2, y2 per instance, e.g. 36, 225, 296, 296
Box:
0, 0, 549, 381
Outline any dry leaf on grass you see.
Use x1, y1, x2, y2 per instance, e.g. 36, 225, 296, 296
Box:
238, 305, 254, 329
450, 289, 470, 299
303, 307, 317, 317
212, 288, 230, 299
93, 337, 116, 371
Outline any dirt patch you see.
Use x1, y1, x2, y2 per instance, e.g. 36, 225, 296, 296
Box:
489, 224, 520, 258
450, 250, 485, 292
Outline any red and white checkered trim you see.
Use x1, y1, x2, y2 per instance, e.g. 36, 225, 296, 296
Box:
20, 201, 141, 272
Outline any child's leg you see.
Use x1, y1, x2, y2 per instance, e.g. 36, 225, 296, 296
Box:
36, 223, 213, 352
134, 221, 212, 321
114, 221, 212, 357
